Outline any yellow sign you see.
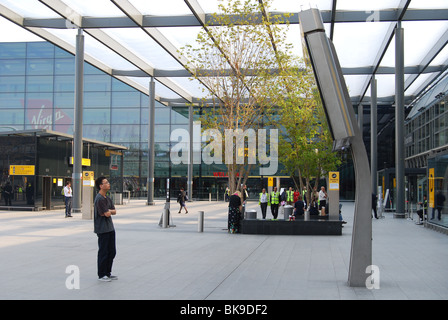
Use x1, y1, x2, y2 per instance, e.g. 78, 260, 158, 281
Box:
329, 171, 339, 190
429, 168, 435, 208
69, 157, 91, 166
10, 165, 35, 176
105, 150, 122, 156
83, 171, 94, 187
268, 177, 274, 187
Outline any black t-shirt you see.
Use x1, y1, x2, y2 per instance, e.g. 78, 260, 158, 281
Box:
294, 200, 305, 215
228, 194, 241, 208
94, 193, 115, 234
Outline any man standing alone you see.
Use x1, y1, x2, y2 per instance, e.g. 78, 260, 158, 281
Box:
94, 176, 117, 282
64, 181, 72, 218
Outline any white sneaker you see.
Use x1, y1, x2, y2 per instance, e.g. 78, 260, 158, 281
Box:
98, 276, 111, 282
109, 275, 118, 280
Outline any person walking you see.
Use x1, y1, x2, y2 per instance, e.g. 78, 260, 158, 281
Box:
64, 181, 73, 218
177, 187, 188, 214
270, 186, 280, 219
228, 191, 242, 233
94, 176, 117, 282
258, 188, 270, 219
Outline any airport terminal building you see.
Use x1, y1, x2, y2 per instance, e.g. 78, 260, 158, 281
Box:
0, 1, 447, 232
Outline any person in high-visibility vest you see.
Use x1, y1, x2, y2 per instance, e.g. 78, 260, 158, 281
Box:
286, 187, 294, 206
270, 186, 280, 219
259, 188, 270, 219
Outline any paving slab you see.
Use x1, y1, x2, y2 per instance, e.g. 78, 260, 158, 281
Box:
0, 199, 447, 300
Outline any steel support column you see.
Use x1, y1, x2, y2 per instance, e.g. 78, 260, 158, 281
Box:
357, 103, 363, 131
187, 104, 193, 201
72, 28, 84, 213
395, 23, 405, 217
147, 77, 155, 205
371, 77, 378, 195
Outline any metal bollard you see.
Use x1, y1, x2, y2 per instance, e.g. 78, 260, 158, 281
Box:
162, 203, 169, 228
304, 209, 310, 221
198, 211, 204, 232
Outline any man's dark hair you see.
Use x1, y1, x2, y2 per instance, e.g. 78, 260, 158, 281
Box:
95, 176, 107, 190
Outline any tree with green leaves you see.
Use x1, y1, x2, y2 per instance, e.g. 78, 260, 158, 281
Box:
270, 57, 341, 205
181, 0, 292, 194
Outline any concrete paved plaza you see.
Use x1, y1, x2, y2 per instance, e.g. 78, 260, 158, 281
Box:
0, 199, 447, 300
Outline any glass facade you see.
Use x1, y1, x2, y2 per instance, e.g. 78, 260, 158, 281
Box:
404, 73, 448, 229
0, 41, 355, 201
405, 95, 448, 161
427, 153, 448, 229
0, 134, 111, 209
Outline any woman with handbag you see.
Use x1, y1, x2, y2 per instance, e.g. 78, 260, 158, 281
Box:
228, 191, 242, 233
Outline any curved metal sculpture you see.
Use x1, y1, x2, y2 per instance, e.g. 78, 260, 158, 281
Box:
298, 8, 372, 287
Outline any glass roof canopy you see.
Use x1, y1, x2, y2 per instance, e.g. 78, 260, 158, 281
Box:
0, 0, 447, 120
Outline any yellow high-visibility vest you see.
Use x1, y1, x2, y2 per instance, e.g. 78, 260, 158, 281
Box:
271, 192, 279, 204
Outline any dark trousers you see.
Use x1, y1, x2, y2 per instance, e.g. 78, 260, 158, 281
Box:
271, 203, 279, 219
4, 194, 11, 206
97, 231, 116, 278
260, 202, 268, 219
431, 207, 443, 220
65, 196, 72, 216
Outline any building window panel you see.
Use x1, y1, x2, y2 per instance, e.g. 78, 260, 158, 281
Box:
84, 75, 111, 91
0, 93, 25, 108
54, 75, 75, 92
111, 108, 140, 124
25, 92, 53, 109
26, 76, 53, 92
0, 109, 24, 125
112, 78, 136, 92
0, 43, 26, 58
83, 124, 111, 142
54, 92, 74, 109
0, 59, 26, 75
84, 92, 111, 108
26, 59, 54, 75
111, 91, 140, 108
26, 42, 54, 58
171, 107, 189, 124
55, 58, 75, 75
0, 76, 25, 93
111, 124, 140, 143
84, 109, 111, 124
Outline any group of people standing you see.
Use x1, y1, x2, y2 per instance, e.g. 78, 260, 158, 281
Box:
258, 186, 329, 220
227, 185, 331, 233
